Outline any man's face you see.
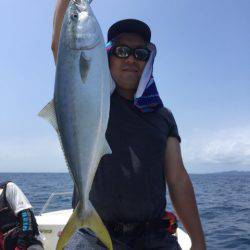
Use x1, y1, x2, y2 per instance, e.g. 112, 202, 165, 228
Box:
109, 33, 148, 95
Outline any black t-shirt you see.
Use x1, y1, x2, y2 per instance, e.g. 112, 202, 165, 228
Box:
73, 91, 181, 222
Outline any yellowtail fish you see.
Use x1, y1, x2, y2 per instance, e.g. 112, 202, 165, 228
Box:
39, 0, 113, 249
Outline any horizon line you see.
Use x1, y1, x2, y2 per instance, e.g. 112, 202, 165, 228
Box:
1, 170, 249, 175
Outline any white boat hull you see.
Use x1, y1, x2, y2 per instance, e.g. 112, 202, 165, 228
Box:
36, 209, 72, 250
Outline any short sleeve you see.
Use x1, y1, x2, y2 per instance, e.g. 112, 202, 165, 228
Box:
157, 107, 181, 143
5, 182, 32, 215
168, 111, 181, 143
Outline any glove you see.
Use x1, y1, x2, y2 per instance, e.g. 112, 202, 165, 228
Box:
17, 230, 34, 248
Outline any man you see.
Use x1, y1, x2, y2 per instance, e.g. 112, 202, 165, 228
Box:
52, 1, 206, 249
0, 181, 43, 250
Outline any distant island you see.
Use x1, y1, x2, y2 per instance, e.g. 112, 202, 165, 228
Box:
0, 170, 250, 175
191, 170, 250, 175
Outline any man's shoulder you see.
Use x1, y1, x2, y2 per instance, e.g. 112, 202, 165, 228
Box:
5, 182, 22, 196
5, 182, 32, 214
0, 180, 11, 189
156, 107, 180, 133
156, 107, 174, 121
6, 182, 17, 190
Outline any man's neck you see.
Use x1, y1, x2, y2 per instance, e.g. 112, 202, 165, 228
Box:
116, 87, 135, 100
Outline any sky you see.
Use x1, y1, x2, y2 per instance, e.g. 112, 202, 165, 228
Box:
0, 0, 249, 173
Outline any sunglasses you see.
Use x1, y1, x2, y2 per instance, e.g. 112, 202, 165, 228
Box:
110, 45, 151, 62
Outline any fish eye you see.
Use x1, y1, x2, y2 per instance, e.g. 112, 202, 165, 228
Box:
71, 12, 78, 20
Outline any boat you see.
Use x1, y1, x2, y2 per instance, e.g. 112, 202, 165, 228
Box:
36, 193, 192, 250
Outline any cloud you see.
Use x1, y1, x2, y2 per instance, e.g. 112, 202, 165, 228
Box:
1, 126, 250, 173
182, 126, 250, 171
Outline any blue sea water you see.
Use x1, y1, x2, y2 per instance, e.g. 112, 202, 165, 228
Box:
0, 172, 249, 250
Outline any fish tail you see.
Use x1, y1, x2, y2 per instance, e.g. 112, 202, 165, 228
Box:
56, 206, 79, 250
56, 203, 113, 250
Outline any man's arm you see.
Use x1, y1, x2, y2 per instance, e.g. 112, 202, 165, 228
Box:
51, 0, 70, 63
6, 183, 42, 247
164, 137, 206, 250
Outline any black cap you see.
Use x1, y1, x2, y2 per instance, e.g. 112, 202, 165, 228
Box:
108, 19, 151, 43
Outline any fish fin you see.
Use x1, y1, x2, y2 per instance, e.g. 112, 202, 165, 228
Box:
38, 100, 58, 131
103, 139, 112, 155
56, 202, 113, 250
38, 100, 72, 176
79, 53, 90, 84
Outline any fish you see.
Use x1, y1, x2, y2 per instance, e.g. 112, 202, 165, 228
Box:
39, 0, 113, 249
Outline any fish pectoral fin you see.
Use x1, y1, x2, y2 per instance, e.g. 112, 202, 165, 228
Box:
38, 100, 58, 131
79, 52, 90, 84
56, 203, 113, 250
103, 140, 112, 155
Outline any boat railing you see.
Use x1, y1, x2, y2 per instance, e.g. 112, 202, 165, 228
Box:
39, 192, 72, 216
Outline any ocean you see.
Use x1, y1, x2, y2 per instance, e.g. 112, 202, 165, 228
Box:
1, 172, 249, 250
